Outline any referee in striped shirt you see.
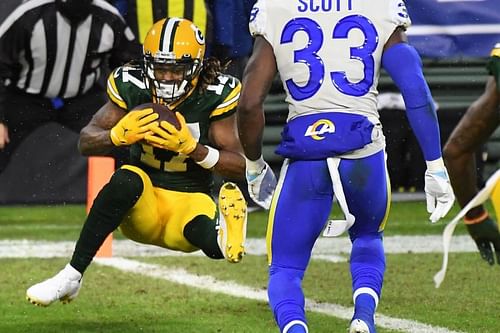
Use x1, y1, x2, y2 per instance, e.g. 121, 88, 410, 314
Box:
0, 0, 141, 172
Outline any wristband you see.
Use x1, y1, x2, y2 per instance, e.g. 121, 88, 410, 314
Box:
426, 158, 445, 172
464, 211, 489, 225
196, 145, 219, 169
245, 155, 266, 175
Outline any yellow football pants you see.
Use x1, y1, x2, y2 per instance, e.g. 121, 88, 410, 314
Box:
118, 165, 217, 252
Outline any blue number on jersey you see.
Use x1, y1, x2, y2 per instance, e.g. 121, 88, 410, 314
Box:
280, 15, 378, 100
281, 18, 324, 101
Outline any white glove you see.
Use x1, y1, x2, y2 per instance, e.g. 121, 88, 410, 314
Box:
246, 156, 277, 210
424, 158, 455, 223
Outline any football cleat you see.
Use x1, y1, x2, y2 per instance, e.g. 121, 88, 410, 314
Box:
26, 264, 83, 307
349, 319, 371, 333
217, 182, 247, 263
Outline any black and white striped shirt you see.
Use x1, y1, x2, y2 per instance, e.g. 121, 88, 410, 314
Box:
0, 0, 141, 99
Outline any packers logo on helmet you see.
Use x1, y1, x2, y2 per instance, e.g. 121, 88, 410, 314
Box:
142, 17, 206, 105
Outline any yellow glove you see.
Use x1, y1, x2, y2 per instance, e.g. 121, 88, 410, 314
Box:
145, 112, 197, 155
110, 108, 159, 146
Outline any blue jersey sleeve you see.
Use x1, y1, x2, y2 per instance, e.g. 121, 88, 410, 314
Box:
382, 43, 442, 161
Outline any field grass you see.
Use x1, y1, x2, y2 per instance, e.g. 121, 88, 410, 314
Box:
0, 201, 499, 333
0, 200, 477, 240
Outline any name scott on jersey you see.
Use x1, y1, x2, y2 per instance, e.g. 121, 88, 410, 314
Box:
297, 0, 354, 13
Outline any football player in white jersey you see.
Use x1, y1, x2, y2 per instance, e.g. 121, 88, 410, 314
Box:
237, 1, 455, 332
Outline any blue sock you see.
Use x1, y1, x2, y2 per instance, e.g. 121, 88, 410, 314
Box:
353, 293, 375, 322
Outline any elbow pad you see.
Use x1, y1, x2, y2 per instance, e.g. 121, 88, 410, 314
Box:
382, 43, 442, 161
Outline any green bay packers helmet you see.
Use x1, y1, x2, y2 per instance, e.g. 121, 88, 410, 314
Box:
142, 17, 205, 104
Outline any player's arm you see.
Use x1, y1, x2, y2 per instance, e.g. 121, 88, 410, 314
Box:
0, 83, 8, 149
80, 66, 159, 155
0, 17, 25, 150
443, 77, 499, 211
236, 36, 278, 209
78, 101, 126, 155
382, 27, 442, 162
382, 27, 455, 223
79, 101, 158, 155
237, 36, 276, 160
443, 74, 500, 265
200, 113, 246, 180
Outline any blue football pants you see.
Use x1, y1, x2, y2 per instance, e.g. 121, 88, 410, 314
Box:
267, 150, 389, 331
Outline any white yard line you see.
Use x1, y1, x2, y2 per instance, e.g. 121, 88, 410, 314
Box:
0, 235, 477, 259
3, 236, 473, 333
95, 257, 464, 333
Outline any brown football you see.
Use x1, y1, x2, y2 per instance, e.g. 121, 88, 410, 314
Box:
132, 102, 181, 130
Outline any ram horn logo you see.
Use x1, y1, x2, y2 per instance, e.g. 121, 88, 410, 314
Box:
304, 119, 335, 140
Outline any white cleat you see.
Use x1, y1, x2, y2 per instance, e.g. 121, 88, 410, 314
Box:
218, 182, 247, 263
26, 264, 83, 307
349, 319, 370, 333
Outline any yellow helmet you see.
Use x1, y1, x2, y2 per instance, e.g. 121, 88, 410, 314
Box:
142, 17, 206, 104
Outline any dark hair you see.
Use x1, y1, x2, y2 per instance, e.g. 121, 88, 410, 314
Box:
198, 57, 231, 92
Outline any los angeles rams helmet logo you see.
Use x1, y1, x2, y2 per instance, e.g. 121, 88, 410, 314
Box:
304, 119, 335, 140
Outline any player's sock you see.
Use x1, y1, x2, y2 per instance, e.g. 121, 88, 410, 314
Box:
268, 265, 307, 332
184, 215, 224, 259
349, 234, 385, 332
70, 168, 143, 273
352, 292, 377, 331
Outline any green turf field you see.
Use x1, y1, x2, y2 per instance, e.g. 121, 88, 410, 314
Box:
0, 201, 498, 333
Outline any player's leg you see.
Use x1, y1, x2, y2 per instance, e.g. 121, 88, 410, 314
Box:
153, 182, 247, 262
26, 165, 145, 306
268, 160, 333, 333
340, 150, 389, 333
216, 182, 247, 262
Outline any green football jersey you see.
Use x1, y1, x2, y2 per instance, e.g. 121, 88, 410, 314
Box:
107, 63, 241, 194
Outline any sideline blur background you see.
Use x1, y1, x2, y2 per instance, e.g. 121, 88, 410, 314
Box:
1, 0, 499, 204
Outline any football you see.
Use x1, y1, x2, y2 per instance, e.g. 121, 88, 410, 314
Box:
133, 102, 181, 130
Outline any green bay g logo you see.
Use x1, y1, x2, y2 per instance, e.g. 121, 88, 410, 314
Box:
304, 119, 335, 140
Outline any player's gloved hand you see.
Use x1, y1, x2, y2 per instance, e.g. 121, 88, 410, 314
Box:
465, 215, 500, 265
424, 158, 455, 223
245, 156, 277, 210
145, 112, 197, 155
110, 108, 159, 146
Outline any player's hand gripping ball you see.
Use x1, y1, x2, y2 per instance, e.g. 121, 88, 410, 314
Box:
109, 104, 161, 146
144, 104, 197, 154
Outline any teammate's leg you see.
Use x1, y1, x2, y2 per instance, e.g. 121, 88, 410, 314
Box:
340, 150, 389, 333
268, 160, 333, 333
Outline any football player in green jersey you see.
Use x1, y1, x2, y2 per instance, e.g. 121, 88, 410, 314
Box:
26, 17, 248, 307
444, 43, 500, 265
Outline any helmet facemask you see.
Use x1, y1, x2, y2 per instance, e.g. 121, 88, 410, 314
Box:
143, 53, 202, 104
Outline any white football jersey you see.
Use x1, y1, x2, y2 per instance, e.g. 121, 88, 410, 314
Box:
249, 0, 411, 121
